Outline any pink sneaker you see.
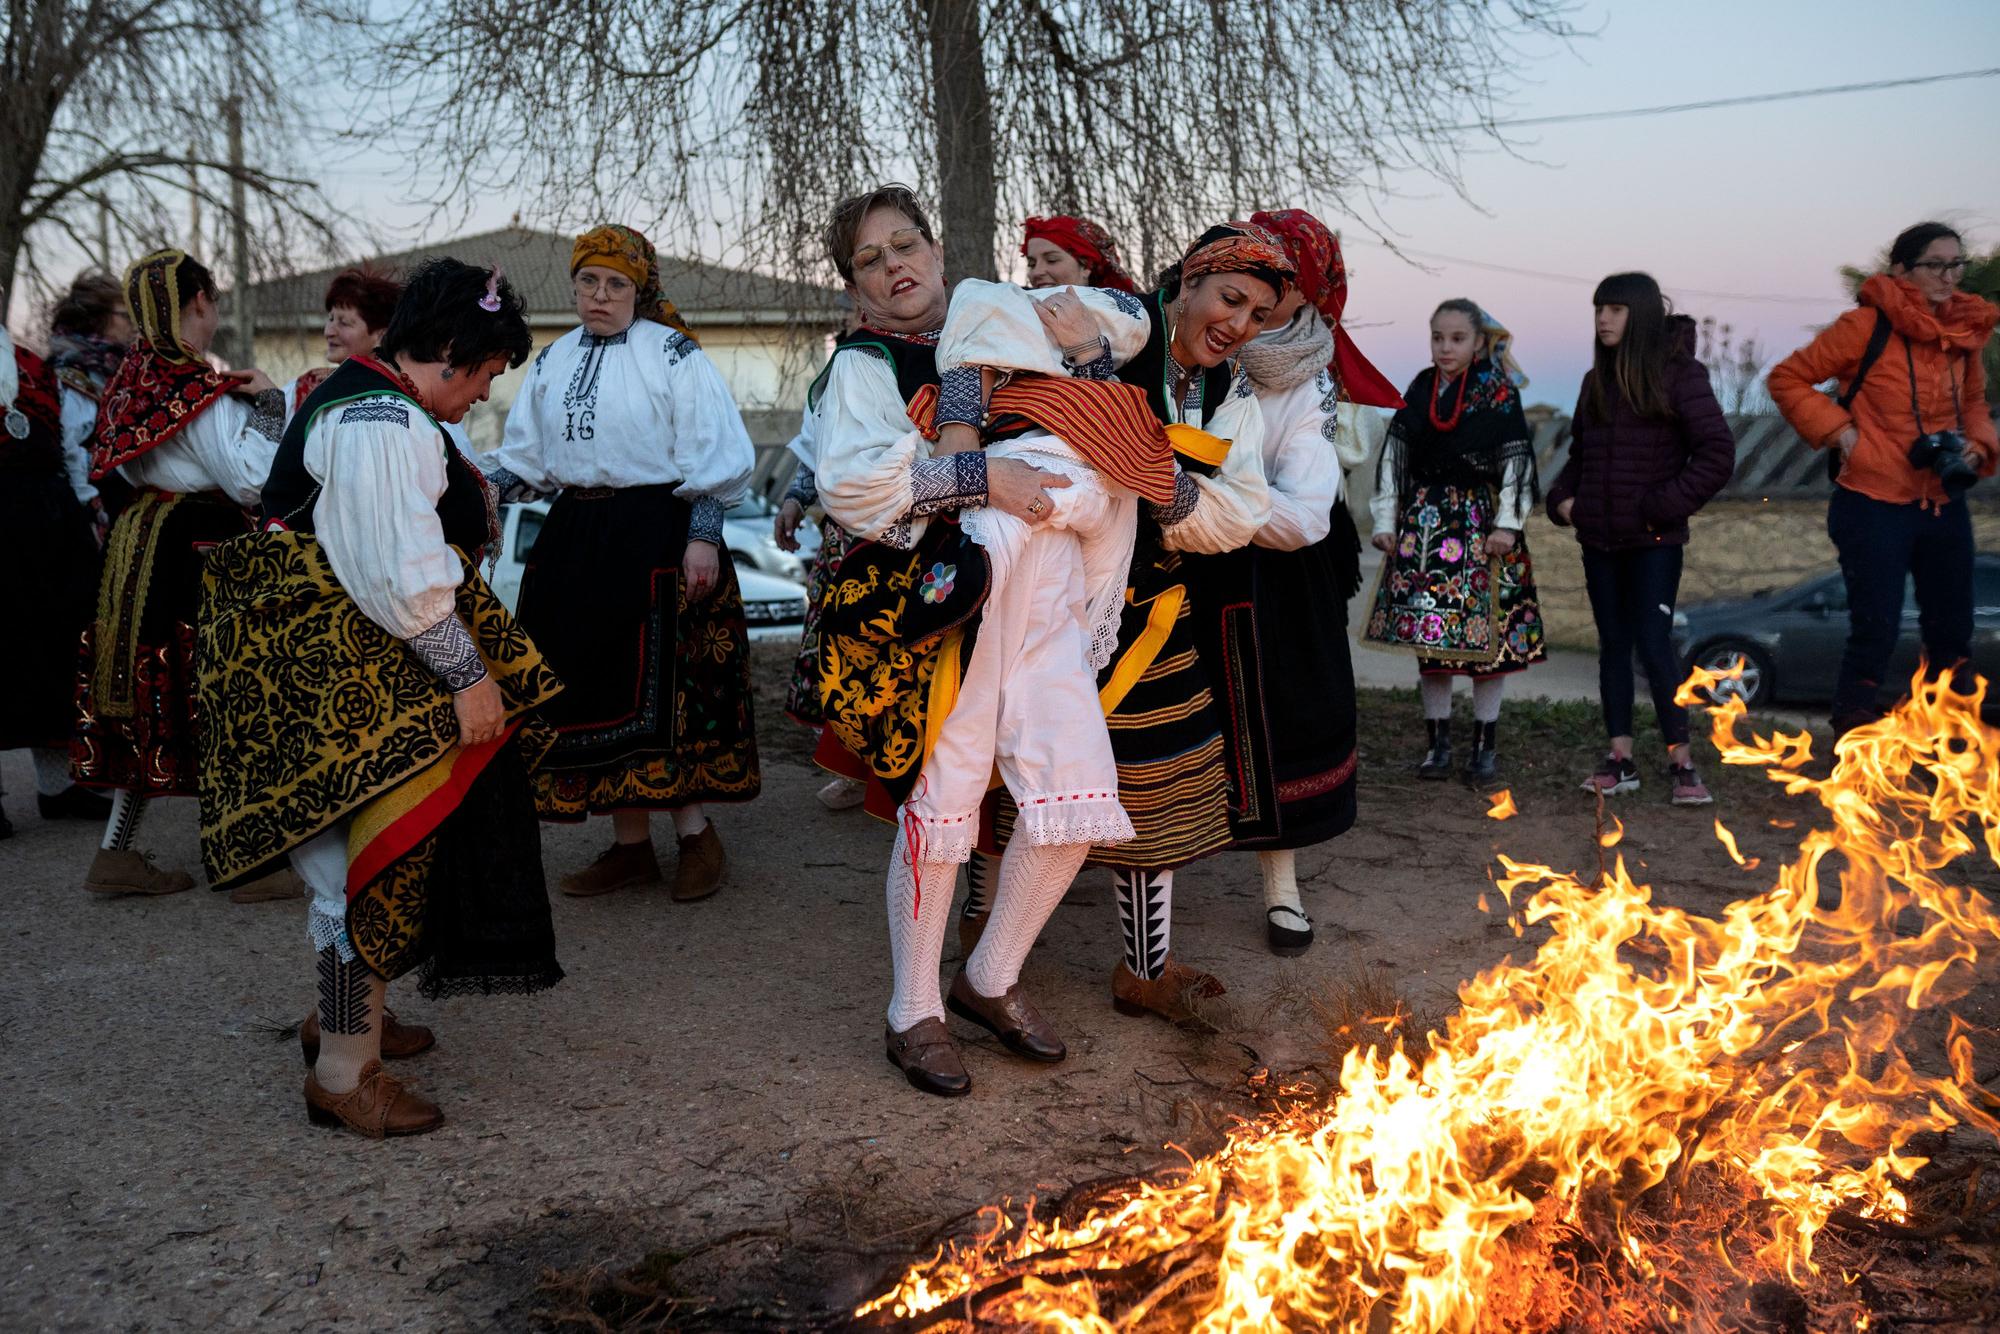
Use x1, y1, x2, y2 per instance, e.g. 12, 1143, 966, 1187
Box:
1669, 765, 1713, 807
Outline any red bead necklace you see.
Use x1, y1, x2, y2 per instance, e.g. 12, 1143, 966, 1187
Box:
1428, 368, 1471, 432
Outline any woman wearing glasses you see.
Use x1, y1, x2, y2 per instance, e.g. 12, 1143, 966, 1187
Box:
1768, 221, 1998, 734
488, 225, 760, 901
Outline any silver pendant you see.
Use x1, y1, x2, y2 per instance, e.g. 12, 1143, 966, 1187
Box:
3, 407, 28, 440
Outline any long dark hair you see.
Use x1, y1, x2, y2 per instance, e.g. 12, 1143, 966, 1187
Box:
1587, 271, 1674, 422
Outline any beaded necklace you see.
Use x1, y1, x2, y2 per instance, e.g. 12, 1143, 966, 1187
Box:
1428, 367, 1471, 433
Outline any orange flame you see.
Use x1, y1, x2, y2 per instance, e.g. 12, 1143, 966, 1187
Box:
1487, 789, 1518, 821
1715, 817, 1762, 870
859, 663, 2000, 1330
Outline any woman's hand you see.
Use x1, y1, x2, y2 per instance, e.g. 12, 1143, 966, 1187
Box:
1479, 529, 1518, 558
1034, 289, 1101, 357
1832, 425, 1859, 457
452, 676, 505, 747
229, 368, 277, 395
1370, 532, 1396, 553
684, 539, 721, 603
1554, 497, 1574, 524
774, 498, 804, 552
935, 421, 982, 456
987, 457, 1071, 525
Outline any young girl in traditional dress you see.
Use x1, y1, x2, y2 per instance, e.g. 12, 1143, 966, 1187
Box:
1365, 300, 1545, 782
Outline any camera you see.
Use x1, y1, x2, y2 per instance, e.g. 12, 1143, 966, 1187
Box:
1908, 430, 1979, 497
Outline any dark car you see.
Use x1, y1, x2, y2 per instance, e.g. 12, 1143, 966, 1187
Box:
1668, 554, 2000, 707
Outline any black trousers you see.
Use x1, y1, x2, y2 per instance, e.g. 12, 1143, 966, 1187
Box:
1582, 543, 1688, 746
1826, 486, 1973, 716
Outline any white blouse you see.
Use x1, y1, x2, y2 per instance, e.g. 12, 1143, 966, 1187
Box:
936, 280, 1150, 377
493, 320, 753, 500
117, 390, 283, 507
1251, 369, 1355, 552
1158, 368, 1271, 555
304, 393, 462, 641
811, 346, 940, 546
58, 385, 99, 504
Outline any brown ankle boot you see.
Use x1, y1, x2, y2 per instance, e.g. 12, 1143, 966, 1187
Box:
1111, 955, 1227, 1025
299, 1010, 436, 1066
560, 840, 663, 897
304, 1060, 443, 1138
672, 822, 725, 901
83, 847, 194, 896
229, 865, 305, 904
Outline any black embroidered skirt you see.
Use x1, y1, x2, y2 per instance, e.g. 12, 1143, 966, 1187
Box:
0, 455, 99, 750
516, 484, 761, 819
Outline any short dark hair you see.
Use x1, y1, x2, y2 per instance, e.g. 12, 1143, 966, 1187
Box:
175, 256, 218, 306
376, 258, 532, 370
49, 270, 125, 338
1432, 297, 1482, 327
1888, 221, 1962, 271
324, 265, 402, 332
823, 185, 935, 282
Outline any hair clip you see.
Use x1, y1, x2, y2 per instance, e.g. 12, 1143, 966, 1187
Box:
479, 267, 504, 312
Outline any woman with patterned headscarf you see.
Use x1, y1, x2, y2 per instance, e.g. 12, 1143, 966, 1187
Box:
1021, 215, 1138, 293
71, 249, 300, 902
1365, 298, 1546, 783
487, 223, 759, 902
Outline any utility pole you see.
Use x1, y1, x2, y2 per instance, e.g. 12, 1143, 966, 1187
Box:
97, 199, 111, 272
227, 88, 252, 368
188, 143, 201, 247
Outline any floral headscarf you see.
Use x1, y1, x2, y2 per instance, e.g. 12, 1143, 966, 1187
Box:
92, 250, 235, 477
1179, 221, 1295, 294
571, 224, 698, 342
1021, 215, 1138, 293
1477, 307, 1528, 390
1248, 208, 1403, 408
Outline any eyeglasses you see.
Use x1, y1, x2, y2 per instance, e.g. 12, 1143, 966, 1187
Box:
1910, 259, 1969, 277
573, 272, 635, 298
850, 228, 928, 275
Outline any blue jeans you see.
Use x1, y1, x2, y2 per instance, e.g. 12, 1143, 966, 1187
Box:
1825, 486, 1973, 716
1582, 544, 1688, 746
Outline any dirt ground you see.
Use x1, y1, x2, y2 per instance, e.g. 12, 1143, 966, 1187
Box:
3, 643, 1996, 1331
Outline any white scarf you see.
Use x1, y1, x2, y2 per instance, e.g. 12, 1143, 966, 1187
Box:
0, 325, 18, 415
1236, 306, 1335, 394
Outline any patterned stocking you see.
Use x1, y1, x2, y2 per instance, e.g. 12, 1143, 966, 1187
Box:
885, 825, 958, 1032
311, 945, 387, 1094
965, 841, 1088, 996
31, 748, 74, 797
961, 850, 996, 921
1112, 867, 1173, 980
100, 789, 146, 851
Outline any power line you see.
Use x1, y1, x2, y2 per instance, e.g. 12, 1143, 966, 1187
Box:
1458, 67, 2000, 132
1368, 244, 1838, 308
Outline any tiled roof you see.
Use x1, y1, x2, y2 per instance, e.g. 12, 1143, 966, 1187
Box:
247, 227, 841, 325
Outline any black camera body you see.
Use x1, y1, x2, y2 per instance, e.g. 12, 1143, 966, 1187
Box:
1908, 429, 1979, 497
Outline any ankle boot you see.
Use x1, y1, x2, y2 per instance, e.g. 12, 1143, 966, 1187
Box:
1464, 720, 1499, 783
1417, 719, 1453, 780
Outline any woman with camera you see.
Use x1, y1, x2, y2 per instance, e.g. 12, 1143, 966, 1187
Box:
1768, 221, 1998, 733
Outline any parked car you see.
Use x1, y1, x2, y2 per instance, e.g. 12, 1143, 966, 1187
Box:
724, 491, 821, 581
1669, 554, 2000, 707
489, 501, 807, 640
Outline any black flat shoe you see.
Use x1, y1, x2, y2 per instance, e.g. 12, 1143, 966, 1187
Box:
37, 785, 113, 820
1265, 905, 1313, 956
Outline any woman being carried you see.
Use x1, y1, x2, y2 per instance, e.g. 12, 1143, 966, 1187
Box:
489, 225, 760, 902
200, 259, 563, 1136
1365, 300, 1546, 781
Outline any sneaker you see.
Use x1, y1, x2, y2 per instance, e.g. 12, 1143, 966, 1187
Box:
1669, 765, 1714, 806
1582, 753, 1640, 795
817, 776, 866, 810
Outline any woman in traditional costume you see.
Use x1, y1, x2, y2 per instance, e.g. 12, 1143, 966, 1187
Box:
1365, 300, 1546, 781
47, 270, 131, 529
1181, 207, 1405, 955
74, 249, 297, 900
279, 266, 402, 422
200, 258, 562, 1136
811, 186, 1133, 1096
0, 324, 106, 837
486, 225, 759, 902
1021, 215, 1138, 293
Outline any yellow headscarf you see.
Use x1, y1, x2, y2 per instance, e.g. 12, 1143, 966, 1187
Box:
570, 224, 698, 342
124, 248, 205, 365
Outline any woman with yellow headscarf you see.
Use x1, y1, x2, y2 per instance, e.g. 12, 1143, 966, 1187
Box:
487, 223, 759, 902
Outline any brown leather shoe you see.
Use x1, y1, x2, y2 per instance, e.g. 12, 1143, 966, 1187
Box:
560, 840, 663, 897
957, 910, 989, 957
1111, 955, 1227, 1025
83, 847, 194, 896
885, 1018, 971, 1097
672, 822, 725, 902
299, 1009, 436, 1066
304, 1060, 443, 1138
228, 865, 305, 904
947, 970, 1065, 1063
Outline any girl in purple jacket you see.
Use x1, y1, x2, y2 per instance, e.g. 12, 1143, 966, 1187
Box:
1547, 273, 1735, 805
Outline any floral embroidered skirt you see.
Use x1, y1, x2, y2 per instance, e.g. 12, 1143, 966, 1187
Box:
1363, 482, 1546, 676
516, 484, 760, 819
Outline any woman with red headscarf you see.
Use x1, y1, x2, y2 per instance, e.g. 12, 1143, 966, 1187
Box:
1021, 216, 1138, 293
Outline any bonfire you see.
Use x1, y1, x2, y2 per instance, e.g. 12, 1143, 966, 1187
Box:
855, 667, 2000, 1332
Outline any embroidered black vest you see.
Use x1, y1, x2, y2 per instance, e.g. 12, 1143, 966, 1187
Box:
806, 327, 941, 411
260, 357, 489, 553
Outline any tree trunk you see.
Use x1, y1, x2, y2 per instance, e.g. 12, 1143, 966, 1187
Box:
925, 0, 997, 283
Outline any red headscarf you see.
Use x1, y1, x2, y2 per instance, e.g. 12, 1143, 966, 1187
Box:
1250, 209, 1403, 409
1021, 215, 1138, 293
